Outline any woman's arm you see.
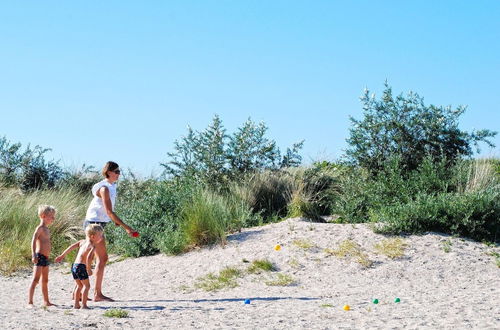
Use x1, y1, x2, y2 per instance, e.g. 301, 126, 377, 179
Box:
55, 241, 81, 263
99, 186, 135, 237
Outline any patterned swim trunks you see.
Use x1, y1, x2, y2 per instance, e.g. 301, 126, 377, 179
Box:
35, 253, 49, 267
71, 263, 89, 280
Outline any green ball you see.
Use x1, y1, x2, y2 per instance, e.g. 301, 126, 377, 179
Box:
372, 299, 379, 304
394, 298, 401, 303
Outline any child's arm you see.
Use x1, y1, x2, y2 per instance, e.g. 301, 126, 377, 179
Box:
31, 227, 41, 264
54, 241, 81, 263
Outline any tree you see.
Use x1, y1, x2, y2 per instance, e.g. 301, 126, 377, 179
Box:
162, 116, 304, 188
346, 83, 497, 173
0, 136, 63, 191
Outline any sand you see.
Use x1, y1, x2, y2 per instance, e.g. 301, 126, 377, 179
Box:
1, 218, 499, 329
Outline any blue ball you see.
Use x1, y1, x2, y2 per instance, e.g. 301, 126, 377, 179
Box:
244, 299, 251, 304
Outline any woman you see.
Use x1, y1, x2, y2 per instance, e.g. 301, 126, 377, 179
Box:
83, 161, 136, 302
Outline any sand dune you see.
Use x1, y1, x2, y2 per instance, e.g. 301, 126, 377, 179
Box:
1, 218, 499, 329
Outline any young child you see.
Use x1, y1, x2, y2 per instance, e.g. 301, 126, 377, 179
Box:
28, 205, 56, 307
55, 224, 104, 309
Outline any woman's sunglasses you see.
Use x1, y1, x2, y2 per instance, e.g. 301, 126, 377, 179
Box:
112, 169, 121, 174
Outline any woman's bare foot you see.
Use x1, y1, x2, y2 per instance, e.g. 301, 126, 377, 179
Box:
43, 302, 55, 307
94, 294, 114, 302
74, 305, 81, 309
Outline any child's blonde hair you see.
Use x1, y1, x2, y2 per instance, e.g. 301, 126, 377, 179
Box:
85, 224, 104, 237
38, 205, 56, 217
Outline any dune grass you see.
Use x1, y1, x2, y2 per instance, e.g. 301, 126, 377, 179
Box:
247, 259, 276, 274
195, 266, 242, 291
373, 238, 408, 259
265, 273, 295, 286
0, 187, 90, 275
103, 309, 129, 318
325, 239, 373, 268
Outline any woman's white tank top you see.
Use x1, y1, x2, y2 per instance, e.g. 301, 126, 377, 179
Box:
84, 179, 117, 223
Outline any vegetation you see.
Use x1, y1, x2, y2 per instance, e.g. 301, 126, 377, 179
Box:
195, 267, 242, 291
373, 238, 408, 259
0, 186, 89, 275
2, 83, 499, 274
325, 239, 373, 268
265, 273, 295, 286
103, 309, 129, 318
346, 82, 496, 173
247, 259, 276, 273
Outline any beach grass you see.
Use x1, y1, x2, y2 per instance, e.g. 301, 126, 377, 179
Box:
0, 187, 89, 275
325, 239, 373, 267
374, 238, 408, 259
103, 309, 129, 318
265, 273, 295, 286
247, 259, 276, 274
195, 266, 242, 291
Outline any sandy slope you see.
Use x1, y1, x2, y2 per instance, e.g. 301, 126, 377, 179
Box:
1, 218, 499, 329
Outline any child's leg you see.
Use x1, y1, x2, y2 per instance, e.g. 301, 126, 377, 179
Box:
74, 280, 83, 309
40, 266, 53, 306
81, 279, 91, 309
28, 266, 42, 305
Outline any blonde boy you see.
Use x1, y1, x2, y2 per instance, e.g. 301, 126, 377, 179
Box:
55, 224, 104, 309
28, 205, 56, 307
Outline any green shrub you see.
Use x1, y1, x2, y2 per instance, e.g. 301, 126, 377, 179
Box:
107, 178, 195, 257
372, 190, 499, 242
103, 309, 129, 318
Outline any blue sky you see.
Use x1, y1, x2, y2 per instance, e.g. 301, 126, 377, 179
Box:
1, 1, 499, 176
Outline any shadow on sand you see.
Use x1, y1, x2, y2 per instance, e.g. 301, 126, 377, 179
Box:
94, 296, 321, 312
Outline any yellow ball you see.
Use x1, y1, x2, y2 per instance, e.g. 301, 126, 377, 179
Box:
343, 305, 350, 311
274, 244, 281, 251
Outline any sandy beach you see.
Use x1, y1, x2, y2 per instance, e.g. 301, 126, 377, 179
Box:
1, 218, 499, 329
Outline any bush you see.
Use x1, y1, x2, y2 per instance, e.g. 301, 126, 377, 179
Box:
346, 83, 496, 174
107, 178, 195, 257
372, 190, 500, 242
335, 156, 500, 242
162, 116, 303, 190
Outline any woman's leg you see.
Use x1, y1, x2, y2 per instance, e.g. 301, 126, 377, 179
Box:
93, 236, 113, 301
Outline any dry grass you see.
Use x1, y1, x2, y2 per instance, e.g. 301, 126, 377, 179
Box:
325, 239, 373, 267
374, 238, 408, 259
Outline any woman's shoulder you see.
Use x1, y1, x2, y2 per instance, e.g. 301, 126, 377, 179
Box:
92, 180, 113, 194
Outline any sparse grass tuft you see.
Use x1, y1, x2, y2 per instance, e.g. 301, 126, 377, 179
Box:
320, 304, 334, 308
292, 239, 314, 249
103, 309, 129, 318
325, 239, 373, 267
488, 251, 500, 268
288, 258, 301, 268
195, 267, 242, 291
265, 273, 295, 286
247, 259, 276, 274
440, 239, 452, 253
374, 238, 408, 259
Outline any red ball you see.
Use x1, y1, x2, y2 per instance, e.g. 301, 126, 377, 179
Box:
132, 231, 140, 238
